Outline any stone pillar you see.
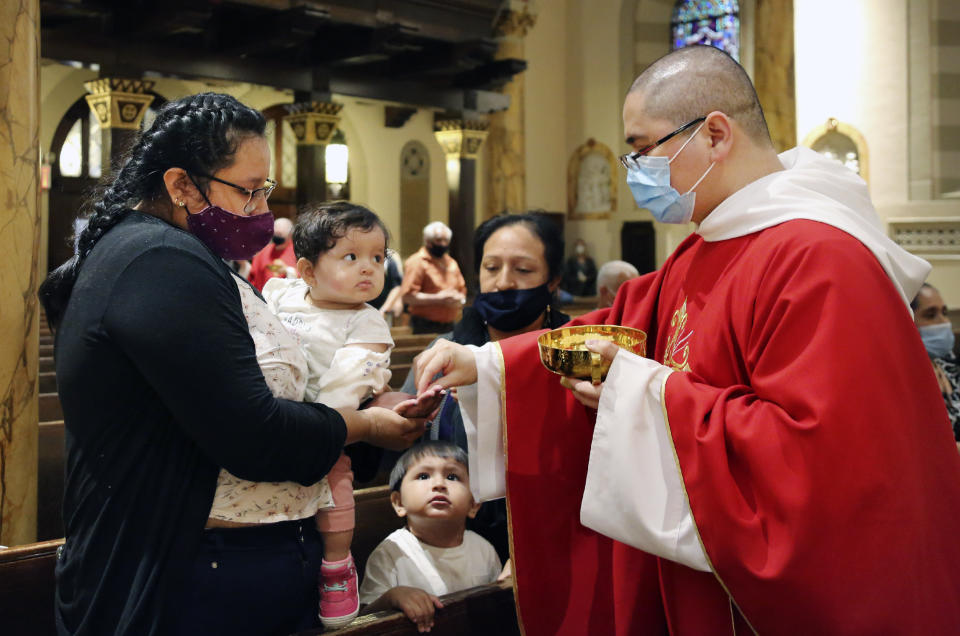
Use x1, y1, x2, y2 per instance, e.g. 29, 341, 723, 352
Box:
485, 2, 537, 219
83, 78, 155, 176
753, 0, 796, 152
434, 120, 489, 293
284, 102, 343, 207
0, 0, 40, 546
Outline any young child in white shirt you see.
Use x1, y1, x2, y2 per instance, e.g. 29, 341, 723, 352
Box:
262, 201, 395, 629
359, 441, 502, 632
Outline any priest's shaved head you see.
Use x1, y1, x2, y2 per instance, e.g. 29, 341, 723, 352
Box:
622, 45, 785, 224
629, 45, 772, 147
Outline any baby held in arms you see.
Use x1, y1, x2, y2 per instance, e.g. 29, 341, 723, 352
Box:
359, 442, 502, 632
262, 202, 439, 629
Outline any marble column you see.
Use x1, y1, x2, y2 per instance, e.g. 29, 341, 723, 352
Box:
84, 78, 155, 176
753, 0, 796, 152
0, 0, 40, 546
284, 102, 342, 207
485, 2, 536, 219
434, 120, 489, 293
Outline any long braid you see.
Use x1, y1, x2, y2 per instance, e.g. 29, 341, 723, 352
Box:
39, 93, 266, 328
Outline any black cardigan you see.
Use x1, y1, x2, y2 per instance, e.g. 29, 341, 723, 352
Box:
53, 212, 347, 635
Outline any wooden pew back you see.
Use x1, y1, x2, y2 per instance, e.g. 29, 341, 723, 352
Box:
0, 539, 62, 636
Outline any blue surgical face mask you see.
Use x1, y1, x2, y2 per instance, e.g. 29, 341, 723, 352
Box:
920, 322, 955, 359
473, 282, 553, 332
625, 121, 714, 224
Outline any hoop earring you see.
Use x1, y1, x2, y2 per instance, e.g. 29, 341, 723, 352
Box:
176, 199, 185, 207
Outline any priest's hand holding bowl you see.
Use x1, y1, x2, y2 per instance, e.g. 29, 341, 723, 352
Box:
558, 339, 623, 410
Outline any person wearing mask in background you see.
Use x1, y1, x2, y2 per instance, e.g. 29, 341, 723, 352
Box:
561, 238, 597, 297
912, 282, 960, 446
249, 216, 297, 290
400, 221, 466, 334
596, 260, 640, 309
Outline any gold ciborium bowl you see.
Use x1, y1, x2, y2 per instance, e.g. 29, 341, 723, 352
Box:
538, 325, 647, 384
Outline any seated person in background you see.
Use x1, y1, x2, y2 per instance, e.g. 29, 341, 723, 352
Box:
596, 259, 640, 308
249, 216, 297, 290
263, 201, 397, 629
360, 442, 501, 633
560, 238, 597, 297
912, 282, 960, 444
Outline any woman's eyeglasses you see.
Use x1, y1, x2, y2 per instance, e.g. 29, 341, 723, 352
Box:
619, 117, 706, 169
192, 173, 277, 213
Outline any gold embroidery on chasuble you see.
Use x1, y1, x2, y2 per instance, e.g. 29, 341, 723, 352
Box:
664, 297, 693, 372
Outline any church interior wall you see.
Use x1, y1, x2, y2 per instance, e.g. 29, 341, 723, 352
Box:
37, 64, 464, 273
34, 0, 960, 300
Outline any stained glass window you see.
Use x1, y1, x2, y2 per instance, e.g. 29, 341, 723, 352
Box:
671, 0, 740, 61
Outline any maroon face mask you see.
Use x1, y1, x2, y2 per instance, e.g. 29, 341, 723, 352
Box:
185, 204, 274, 261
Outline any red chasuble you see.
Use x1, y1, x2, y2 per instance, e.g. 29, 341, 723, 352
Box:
499, 220, 960, 635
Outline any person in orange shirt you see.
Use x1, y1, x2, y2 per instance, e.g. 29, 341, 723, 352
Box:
400, 222, 466, 334
249, 216, 296, 290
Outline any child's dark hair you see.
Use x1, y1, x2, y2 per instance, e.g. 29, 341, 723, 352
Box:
293, 200, 389, 263
389, 441, 469, 492
38, 92, 266, 328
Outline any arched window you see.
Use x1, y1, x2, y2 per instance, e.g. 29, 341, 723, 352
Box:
671, 0, 740, 61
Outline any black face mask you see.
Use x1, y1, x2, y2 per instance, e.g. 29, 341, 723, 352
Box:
427, 243, 448, 258
473, 282, 553, 332
271, 235, 285, 246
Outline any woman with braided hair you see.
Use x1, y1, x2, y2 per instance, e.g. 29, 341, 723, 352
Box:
39, 93, 425, 635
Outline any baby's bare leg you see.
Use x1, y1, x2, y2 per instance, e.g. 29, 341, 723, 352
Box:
320, 527, 353, 562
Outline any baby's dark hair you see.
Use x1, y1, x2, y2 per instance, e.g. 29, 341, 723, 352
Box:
389, 441, 469, 492
292, 200, 389, 263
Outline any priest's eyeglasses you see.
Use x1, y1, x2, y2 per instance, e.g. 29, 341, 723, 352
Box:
619, 117, 706, 169
194, 173, 278, 213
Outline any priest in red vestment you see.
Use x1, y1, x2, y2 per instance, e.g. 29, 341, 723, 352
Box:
248, 216, 296, 290
414, 45, 960, 635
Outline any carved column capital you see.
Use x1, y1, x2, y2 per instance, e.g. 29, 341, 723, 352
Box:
283, 102, 343, 146
83, 78, 155, 130
494, 1, 538, 37
434, 120, 490, 160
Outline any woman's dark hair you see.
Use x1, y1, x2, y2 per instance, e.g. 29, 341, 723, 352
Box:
292, 200, 389, 263
911, 282, 935, 312
473, 211, 564, 281
38, 92, 266, 328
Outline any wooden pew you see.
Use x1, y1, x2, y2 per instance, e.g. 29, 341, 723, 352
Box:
298, 581, 519, 636
4, 486, 401, 635
0, 539, 63, 636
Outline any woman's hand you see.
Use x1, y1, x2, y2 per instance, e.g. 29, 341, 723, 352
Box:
558, 339, 620, 409
340, 406, 427, 450
413, 340, 478, 394
385, 586, 444, 633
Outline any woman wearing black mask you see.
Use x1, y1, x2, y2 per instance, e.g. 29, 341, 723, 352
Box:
400, 212, 568, 568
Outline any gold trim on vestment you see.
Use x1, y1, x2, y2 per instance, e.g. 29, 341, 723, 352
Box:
659, 378, 759, 636
496, 342, 527, 636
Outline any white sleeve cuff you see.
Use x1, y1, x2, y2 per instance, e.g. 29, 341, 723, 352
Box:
581, 351, 710, 572
459, 342, 506, 503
